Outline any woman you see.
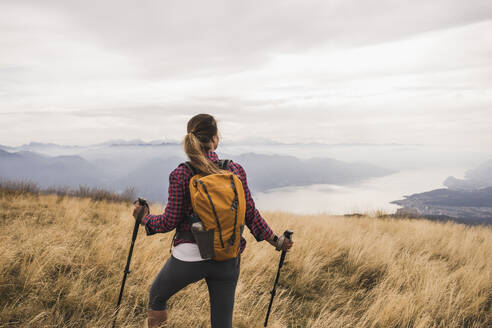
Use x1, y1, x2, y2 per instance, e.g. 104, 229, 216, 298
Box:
133, 113, 294, 328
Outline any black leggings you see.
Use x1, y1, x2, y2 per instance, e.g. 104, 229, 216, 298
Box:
149, 255, 241, 328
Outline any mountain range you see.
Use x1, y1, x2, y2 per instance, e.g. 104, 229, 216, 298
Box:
0, 143, 394, 202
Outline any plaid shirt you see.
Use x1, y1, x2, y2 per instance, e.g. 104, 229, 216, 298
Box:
142, 151, 274, 253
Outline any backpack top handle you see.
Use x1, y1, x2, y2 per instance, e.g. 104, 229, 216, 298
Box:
183, 159, 231, 176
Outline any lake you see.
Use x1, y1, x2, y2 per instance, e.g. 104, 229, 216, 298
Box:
253, 167, 467, 215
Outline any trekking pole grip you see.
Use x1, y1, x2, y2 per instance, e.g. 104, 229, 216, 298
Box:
135, 197, 149, 225
279, 230, 293, 267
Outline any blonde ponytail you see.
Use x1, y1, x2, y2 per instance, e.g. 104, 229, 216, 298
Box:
183, 124, 225, 176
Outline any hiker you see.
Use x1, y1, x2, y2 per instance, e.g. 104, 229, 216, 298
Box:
132, 113, 294, 328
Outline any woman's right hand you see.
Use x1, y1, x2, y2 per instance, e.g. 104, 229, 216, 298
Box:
133, 202, 149, 224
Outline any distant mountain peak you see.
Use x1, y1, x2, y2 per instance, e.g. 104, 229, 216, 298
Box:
27, 141, 60, 147
222, 137, 281, 145
95, 139, 180, 147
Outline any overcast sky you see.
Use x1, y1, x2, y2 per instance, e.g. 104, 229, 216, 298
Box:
1, 0, 492, 148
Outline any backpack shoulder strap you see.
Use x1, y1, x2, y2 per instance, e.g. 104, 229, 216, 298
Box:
218, 159, 231, 170
181, 161, 197, 176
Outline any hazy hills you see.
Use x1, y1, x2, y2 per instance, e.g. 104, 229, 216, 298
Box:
231, 153, 392, 191
0, 149, 103, 187
3, 139, 490, 171
392, 158, 492, 225
444, 158, 492, 191
392, 187, 492, 225
0, 143, 394, 202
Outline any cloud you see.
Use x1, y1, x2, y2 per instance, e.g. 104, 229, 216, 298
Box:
0, 0, 492, 148
4, 0, 492, 77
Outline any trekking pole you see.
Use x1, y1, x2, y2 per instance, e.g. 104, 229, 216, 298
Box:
264, 230, 293, 327
112, 197, 149, 328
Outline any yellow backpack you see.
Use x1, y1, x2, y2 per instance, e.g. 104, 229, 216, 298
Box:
183, 160, 246, 261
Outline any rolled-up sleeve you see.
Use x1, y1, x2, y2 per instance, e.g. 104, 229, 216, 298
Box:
231, 162, 274, 242
141, 166, 187, 235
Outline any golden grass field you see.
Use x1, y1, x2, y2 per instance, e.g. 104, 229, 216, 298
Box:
1, 192, 491, 327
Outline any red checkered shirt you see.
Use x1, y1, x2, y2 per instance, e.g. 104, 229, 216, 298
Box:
141, 151, 274, 253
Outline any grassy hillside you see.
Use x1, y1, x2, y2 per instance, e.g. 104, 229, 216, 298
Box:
0, 193, 491, 327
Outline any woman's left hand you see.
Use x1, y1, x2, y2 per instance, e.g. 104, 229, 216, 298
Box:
281, 237, 294, 252
268, 234, 294, 252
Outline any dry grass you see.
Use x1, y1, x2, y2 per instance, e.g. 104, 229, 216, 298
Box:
0, 192, 491, 327
0, 179, 136, 203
